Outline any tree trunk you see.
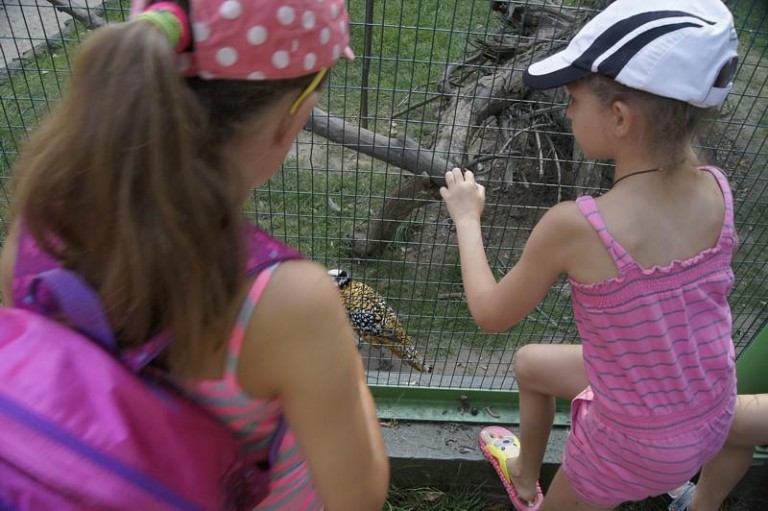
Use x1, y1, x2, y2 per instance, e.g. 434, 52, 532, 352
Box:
345, 174, 439, 257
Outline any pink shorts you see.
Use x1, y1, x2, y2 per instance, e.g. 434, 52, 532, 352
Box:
562, 387, 734, 508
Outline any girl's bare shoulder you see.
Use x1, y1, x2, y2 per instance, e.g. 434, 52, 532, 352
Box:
537, 200, 595, 242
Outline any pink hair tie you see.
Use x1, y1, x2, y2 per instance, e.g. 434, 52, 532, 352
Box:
139, 2, 191, 54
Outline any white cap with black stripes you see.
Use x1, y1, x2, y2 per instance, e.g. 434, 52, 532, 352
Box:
524, 0, 739, 108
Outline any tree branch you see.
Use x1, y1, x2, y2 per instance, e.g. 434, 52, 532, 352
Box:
308, 108, 458, 187
45, 0, 107, 30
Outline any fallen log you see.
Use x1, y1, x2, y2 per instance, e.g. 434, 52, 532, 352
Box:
308, 108, 458, 187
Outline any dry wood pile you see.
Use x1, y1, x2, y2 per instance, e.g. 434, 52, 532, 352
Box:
316, 1, 616, 257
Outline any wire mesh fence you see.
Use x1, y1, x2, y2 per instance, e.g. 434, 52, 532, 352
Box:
1, 0, 766, 392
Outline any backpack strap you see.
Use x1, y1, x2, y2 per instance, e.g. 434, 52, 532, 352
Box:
123, 223, 303, 371
12, 221, 63, 309
13, 221, 303, 300
12, 220, 304, 371
26, 268, 117, 353
243, 222, 303, 275
13, 229, 171, 369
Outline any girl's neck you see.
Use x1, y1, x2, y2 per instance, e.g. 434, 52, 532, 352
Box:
613, 147, 697, 182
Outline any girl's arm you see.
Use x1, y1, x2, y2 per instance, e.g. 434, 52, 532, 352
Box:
238, 260, 389, 511
0, 222, 18, 306
441, 168, 580, 332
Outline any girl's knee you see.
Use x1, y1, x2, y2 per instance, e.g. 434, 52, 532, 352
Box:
729, 394, 768, 445
514, 344, 586, 397
513, 344, 545, 386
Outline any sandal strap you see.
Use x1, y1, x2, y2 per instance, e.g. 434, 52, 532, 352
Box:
668, 482, 695, 511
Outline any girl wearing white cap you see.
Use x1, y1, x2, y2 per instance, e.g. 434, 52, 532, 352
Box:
441, 0, 741, 509
0, 1, 388, 509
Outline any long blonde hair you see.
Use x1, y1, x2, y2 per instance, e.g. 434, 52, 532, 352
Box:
13, 18, 316, 371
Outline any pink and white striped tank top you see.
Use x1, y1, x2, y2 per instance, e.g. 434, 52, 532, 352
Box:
183, 265, 322, 510
570, 166, 737, 430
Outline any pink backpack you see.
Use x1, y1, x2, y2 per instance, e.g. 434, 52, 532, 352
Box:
0, 223, 302, 510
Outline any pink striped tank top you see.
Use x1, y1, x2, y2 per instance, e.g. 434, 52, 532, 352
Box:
182, 265, 323, 510
570, 166, 737, 431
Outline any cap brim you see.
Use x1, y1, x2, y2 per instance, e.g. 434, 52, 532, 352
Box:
524, 50, 591, 90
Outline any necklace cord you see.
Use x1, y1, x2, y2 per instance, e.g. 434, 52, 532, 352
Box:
612, 167, 660, 186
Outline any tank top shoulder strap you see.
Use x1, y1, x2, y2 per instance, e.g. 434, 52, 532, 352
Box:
221, 263, 280, 384
700, 166, 736, 248
575, 195, 635, 273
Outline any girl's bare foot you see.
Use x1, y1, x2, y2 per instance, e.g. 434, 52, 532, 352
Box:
505, 455, 540, 505
480, 428, 541, 506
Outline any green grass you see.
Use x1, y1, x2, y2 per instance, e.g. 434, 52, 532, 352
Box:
384, 486, 759, 511
0, 40, 80, 238
384, 487, 689, 510
0, 39, 76, 234
327, 0, 489, 126
385, 486, 496, 511
0, 44, 74, 171
0, 0, 132, 241
732, 0, 768, 50
0, 0, 131, 172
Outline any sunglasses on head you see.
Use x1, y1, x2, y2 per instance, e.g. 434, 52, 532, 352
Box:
289, 68, 329, 115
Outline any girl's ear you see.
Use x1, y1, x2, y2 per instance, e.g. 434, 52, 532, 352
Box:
273, 92, 319, 150
610, 100, 634, 139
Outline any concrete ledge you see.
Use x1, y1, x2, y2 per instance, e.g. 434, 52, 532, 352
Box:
384, 421, 768, 503
384, 421, 566, 498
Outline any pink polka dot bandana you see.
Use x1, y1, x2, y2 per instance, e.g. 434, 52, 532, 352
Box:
130, 0, 354, 80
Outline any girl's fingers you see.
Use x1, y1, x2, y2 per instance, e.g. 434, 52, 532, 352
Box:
444, 168, 483, 194
445, 168, 476, 185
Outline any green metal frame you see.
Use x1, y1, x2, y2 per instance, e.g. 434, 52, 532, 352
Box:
371, 318, 768, 426
736, 323, 768, 395
370, 385, 571, 425
372, 319, 768, 463
736, 324, 768, 463
370, 384, 767, 464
